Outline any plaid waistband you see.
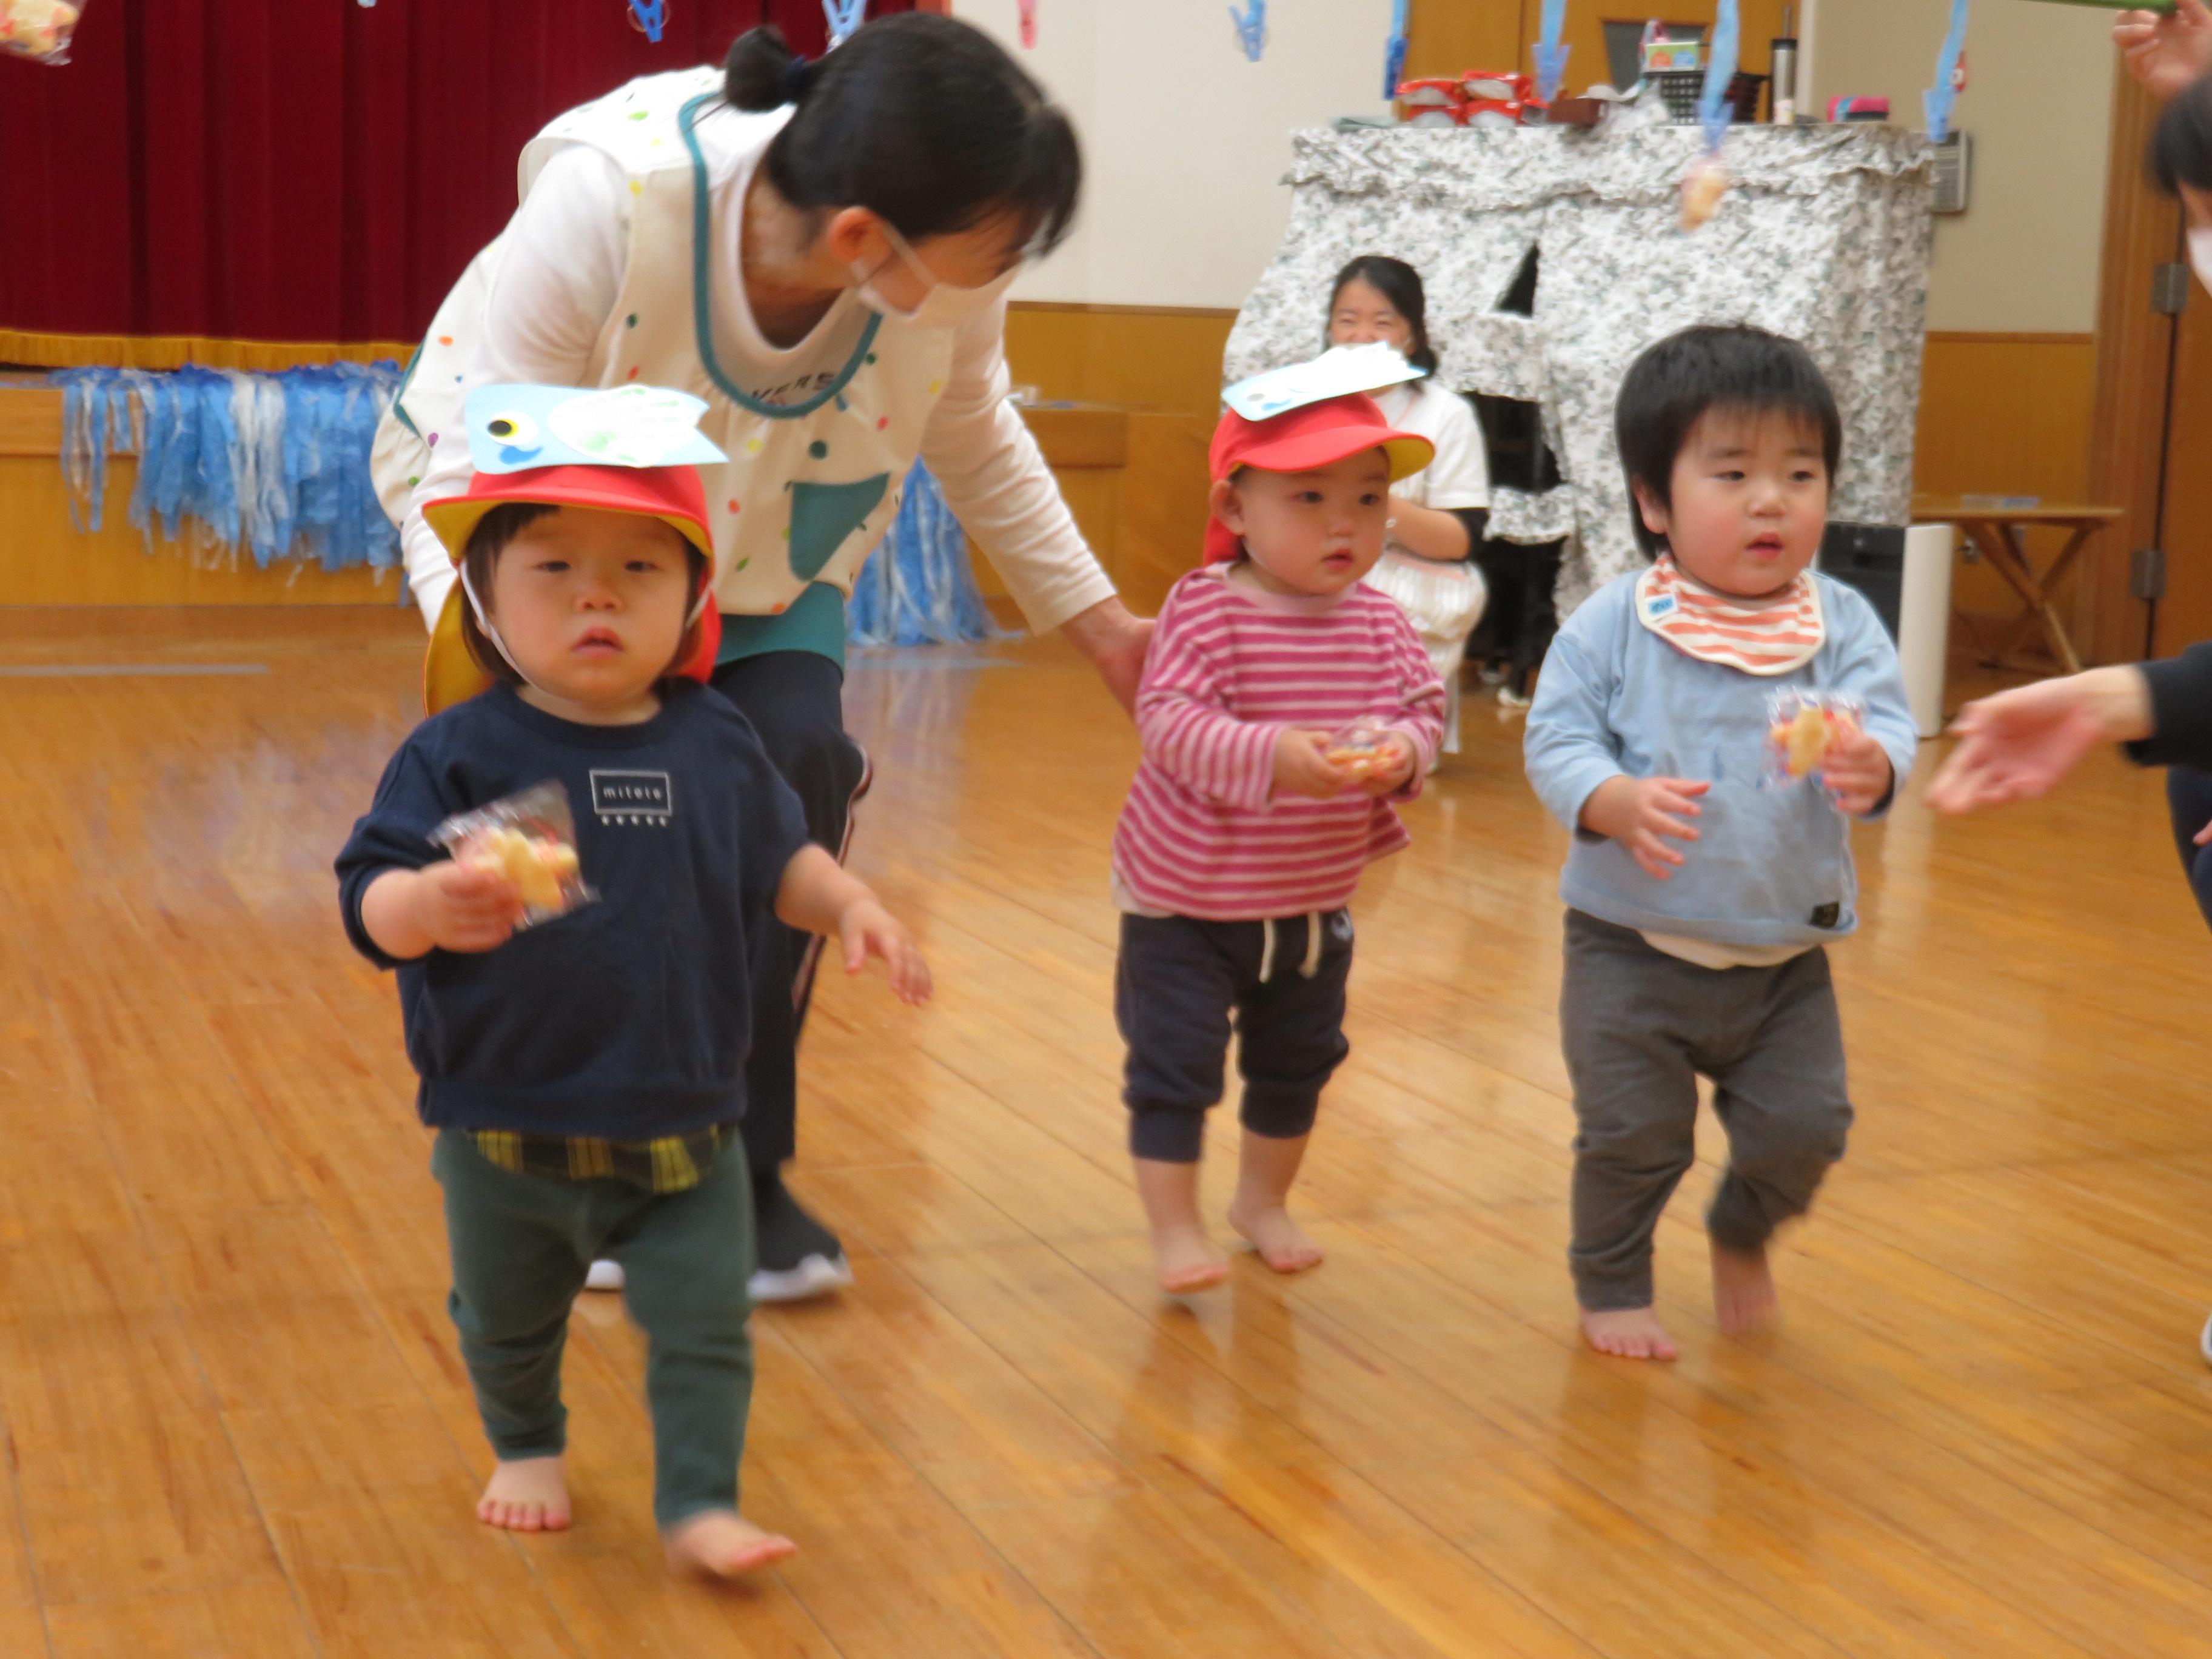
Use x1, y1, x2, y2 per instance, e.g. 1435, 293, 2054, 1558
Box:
468, 1124, 734, 1194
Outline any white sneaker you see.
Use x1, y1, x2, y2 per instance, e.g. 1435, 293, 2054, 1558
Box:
748, 1252, 854, 1304
584, 1258, 625, 1292
2199, 1310, 2212, 1367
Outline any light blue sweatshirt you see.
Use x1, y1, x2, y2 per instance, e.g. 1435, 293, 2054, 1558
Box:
1523, 570, 1917, 951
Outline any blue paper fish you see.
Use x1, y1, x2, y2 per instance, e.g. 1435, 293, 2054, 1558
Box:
463, 384, 728, 475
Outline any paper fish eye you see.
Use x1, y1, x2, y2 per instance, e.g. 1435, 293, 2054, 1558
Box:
484, 412, 540, 446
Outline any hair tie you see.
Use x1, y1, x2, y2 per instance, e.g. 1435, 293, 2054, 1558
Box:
780, 55, 815, 104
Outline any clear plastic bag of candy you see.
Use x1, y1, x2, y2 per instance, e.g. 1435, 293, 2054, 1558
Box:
1324, 714, 1399, 780
0, 0, 87, 65
1763, 689, 1864, 792
429, 780, 594, 929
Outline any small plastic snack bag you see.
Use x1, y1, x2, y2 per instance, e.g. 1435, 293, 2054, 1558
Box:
1763, 689, 1864, 792
429, 780, 594, 929
1325, 714, 1397, 779
0, 0, 87, 65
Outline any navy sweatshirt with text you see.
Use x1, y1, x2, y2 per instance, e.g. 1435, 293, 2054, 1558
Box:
335, 682, 810, 1139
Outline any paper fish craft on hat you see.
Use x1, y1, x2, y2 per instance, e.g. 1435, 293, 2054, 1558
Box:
418, 384, 731, 715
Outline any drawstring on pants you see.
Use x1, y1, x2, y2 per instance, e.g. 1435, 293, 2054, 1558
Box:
1258, 913, 1329, 983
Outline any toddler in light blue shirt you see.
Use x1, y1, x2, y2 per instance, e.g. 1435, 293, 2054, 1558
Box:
1524, 324, 1915, 1362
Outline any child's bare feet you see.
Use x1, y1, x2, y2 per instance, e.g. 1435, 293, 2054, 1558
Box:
478, 1456, 572, 1532
1133, 1156, 1228, 1293
664, 1510, 797, 1579
1711, 1241, 1780, 1336
1227, 1198, 1325, 1275
1152, 1222, 1230, 1294
1580, 1307, 1679, 1361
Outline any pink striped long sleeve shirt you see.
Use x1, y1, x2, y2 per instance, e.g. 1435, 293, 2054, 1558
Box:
1111, 566, 1447, 921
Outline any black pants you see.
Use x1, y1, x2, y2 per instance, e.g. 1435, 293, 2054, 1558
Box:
2167, 767, 2212, 934
1115, 911, 1354, 1164
709, 652, 870, 1174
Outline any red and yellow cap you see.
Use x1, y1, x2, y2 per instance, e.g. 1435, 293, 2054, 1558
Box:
1203, 392, 1434, 565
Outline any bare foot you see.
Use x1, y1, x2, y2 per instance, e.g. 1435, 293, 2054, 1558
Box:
1152, 1223, 1229, 1294
477, 1456, 572, 1533
1580, 1306, 1679, 1361
665, 1509, 797, 1580
1712, 1241, 1780, 1337
1226, 1198, 1325, 1275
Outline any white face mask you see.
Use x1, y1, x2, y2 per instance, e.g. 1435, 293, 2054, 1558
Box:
2191, 226, 2212, 297
851, 221, 1019, 329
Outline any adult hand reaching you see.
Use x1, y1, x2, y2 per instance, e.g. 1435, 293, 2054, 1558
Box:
2117, 0, 2212, 103
1061, 597, 1154, 717
1925, 666, 2156, 813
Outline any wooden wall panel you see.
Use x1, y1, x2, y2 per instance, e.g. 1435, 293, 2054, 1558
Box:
1914, 332, 2101, 627
1003, 304, 1236, 417
1404, 0, 1790, 99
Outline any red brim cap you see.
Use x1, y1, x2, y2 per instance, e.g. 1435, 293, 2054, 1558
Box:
1204, 392, 1435, 564
421, 463, 716, 575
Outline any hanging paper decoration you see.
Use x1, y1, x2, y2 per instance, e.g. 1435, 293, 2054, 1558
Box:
823, 0, 864, 50
1019, 0, 1037, 49
846, 462, 1001, 648
1382, 0, 1408, 99
1230, 0, 1265, 63
1696, 0, 1739, 153
1532, 0, 1568, 105
57, 363, 405, 573
1924, 0, 1969, 143
626, 0, 665, 42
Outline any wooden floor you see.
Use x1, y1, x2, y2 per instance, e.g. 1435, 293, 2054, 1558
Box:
6, 610, 2212, 1657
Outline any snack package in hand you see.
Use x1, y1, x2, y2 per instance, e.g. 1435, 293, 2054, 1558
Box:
429, 780, 594, 928
1763, 689, 1864, 792
1324, 714, 1396, 780
1681, 155, 1729, 230
0, 0, 85, 64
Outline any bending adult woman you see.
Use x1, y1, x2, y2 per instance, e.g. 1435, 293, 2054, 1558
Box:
378, 15, 1148, 1302
1324, 257, 1493, 752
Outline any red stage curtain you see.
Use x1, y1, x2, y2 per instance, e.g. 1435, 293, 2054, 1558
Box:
0, 0, 919, 360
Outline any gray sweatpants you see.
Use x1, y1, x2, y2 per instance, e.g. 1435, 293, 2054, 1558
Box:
1559, 910, 1853, 1312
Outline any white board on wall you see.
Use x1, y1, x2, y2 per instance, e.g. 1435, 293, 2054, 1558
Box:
954, 0, 1395, 309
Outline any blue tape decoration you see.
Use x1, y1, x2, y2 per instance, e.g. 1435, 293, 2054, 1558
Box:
626, 0, 665, 44
1383, 0, 1409, 99
846, 461, 1001, 649
56, 362, 404, 573
1230, 0, 1265, 63
823, 0, 865, 49
1533, 0, 1569, 104
1924, 0, 1969, 143
1697, 0, 1740, 152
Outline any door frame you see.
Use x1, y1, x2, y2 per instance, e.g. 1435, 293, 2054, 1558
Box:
2086, 63, 2183, 664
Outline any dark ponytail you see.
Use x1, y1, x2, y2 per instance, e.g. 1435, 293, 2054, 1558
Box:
1326, 255, 1439, 377
724, 16, 1081, 255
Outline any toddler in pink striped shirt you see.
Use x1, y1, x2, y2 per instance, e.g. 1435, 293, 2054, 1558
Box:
1111, 393, 1446, 1293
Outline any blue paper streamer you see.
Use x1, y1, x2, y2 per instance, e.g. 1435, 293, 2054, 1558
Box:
626, 0, 665, 44
1924, 0, 1969, 143
1533, 0, 1569, 104
1230, 0, 1265, 62
823, 0, 865, 49
56, 363, 403, 572
846, 461, 1000, 649
1697, 0, 1740, 152
1382, 0, 1409, 99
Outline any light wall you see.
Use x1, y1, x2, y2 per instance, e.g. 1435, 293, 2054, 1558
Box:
1811, 0, 2113, 333
954, 0, 1396, 309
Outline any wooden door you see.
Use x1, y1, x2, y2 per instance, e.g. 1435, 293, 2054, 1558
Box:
2088, 68, 2187, 662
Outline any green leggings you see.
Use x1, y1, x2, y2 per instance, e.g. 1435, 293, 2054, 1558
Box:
431, 1128, 757, 1530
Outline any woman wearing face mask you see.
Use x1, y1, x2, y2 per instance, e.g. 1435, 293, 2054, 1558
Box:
1324, 256, 1492, 755
1928, 33, 2212, 1364
380, 15, 1148, 1305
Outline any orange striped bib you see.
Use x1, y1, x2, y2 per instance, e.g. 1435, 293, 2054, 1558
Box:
1633, 554, 1825, 675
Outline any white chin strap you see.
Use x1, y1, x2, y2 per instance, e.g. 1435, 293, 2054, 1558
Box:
457, 562, 550, 696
